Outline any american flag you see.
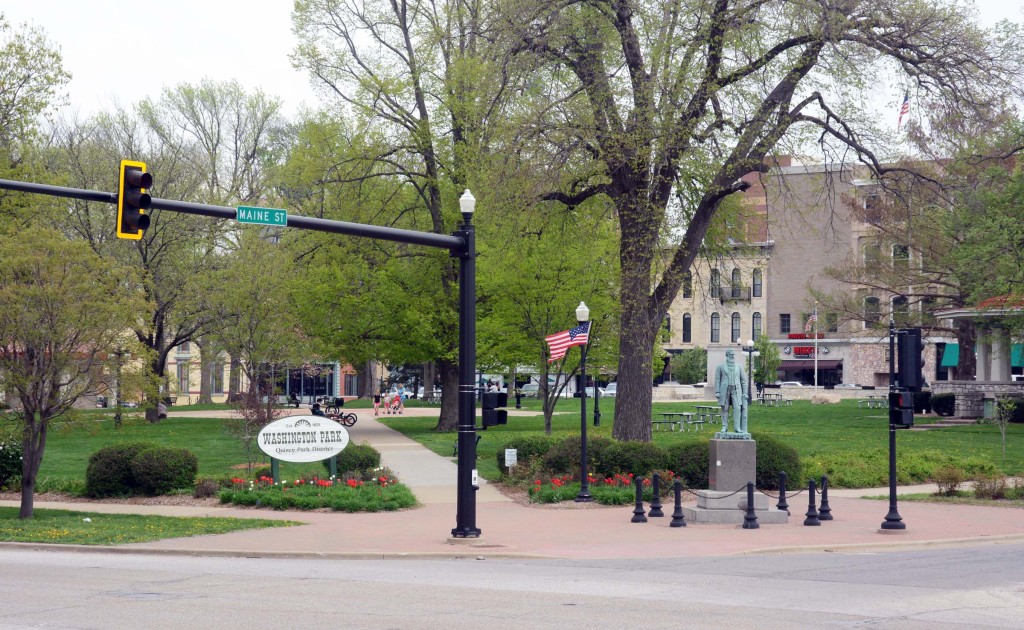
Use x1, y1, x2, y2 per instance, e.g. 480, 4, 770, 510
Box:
804, 311, 817, 334
545, 321, 591, 362
897, 92, 910, 130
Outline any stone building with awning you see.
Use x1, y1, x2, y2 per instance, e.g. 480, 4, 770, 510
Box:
932, 296, 1024, 417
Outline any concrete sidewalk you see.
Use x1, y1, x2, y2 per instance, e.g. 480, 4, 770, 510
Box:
3, 407, 1023, 559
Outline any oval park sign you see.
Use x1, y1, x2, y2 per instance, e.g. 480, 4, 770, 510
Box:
257, 415, 350, 463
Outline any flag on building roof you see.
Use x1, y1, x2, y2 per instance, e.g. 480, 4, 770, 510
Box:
545, 321, 591, 362
804, 311, 817, 334
897, 91, 910, 130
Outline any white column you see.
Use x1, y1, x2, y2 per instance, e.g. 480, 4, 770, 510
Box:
991, 327, 1012, 382
976, 330, 991, 382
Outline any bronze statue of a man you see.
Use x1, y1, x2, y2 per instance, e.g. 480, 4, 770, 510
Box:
714, 349, 749, 434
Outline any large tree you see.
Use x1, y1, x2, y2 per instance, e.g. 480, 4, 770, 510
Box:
502, 0, 1023, 440
0, 228, 145, 518
291, 0, 518, 430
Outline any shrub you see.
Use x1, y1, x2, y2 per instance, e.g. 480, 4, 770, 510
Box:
749, 432, 801, 490
193, 478, 222, 498
495, 435, 556, 476
540, 436, 612, 475
932, 465, 965, 496
931, 393, 955, 416
130, 447, 199, 496
323, 442, 381, 476
972, 473, 1007, 500
0, 436, 22, 489
85, 442, 157, 498
251, 465, 272, 480
598, 441, 667, 476
665, 440, 709, 490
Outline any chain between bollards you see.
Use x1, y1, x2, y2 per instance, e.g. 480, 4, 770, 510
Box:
631, 476, 648, 523
804, 478, 820, 526
648, 472, 664, 517
818, 475, 833, 521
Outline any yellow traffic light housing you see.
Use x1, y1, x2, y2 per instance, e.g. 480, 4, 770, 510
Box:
117, 160, 152, 239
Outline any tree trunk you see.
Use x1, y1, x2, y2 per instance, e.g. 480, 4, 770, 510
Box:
146, 356, 164, 423
228, 357, 241, 402
359, 360, 374, 398
18, 410, 46, 519
433, 358, 459, 432
955, 320, 977, 380
197, 338, 213, 404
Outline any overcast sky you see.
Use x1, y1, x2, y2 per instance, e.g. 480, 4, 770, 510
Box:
3, 0, 1023, 119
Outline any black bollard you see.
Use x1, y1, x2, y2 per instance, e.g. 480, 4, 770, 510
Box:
804, 479, 820, 526
648, 472, 664, 517
777, 471, 790, 515
670, 479, 687, 527
819, 475, 833, 521
742, 482, 760, 529
631, 476, 648, 523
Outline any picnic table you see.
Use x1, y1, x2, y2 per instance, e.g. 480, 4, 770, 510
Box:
858, 395, 886, 409
653, 411, 705, 432
695, 405, 719, 427
758, 393, 792, 406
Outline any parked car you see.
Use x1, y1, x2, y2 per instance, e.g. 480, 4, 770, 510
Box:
416, 386, 442, 399
692, 381, 708, 388
603, 382, 617, 398
775, 381, 803, 387
834, 383, 860, 389
583, 386, 604, 398
519, 383, 540, 397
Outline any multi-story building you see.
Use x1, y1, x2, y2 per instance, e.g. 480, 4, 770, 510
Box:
665, 157, 947, 387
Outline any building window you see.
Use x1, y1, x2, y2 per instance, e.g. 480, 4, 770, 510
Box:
892, 295, 909, 325
683, 313, 692, 343
710, 269, 720, 298
211, 362, 224, 395
780, 313, 791, 334
710, 313, 720, 343
731, 268, 741, 298
864, 192, 882, 224
864, 296, 881, 327
752, 269, 762, 297
731, 312, 741, 343
752, 312, 762, 340
863, 242, 881, 267
177, 342, 190, 354
344, 373, 359, 397
683, 271, 692, 298
892, 244, 910, 270
177, 364, 189, 394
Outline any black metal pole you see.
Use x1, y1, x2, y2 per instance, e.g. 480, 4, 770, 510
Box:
882, 319, 905, 530
452, 214, 480, 538
576, 337, 592, 502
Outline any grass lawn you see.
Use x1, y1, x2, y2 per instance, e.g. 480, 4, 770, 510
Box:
381, 399, 1024, 484
0, 507, 298, 545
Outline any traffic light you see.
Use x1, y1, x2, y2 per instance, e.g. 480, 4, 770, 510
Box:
482, 391, 508, 427
888, 389, 914, 427
117, 160, 152, 239
897, 327, 925, 390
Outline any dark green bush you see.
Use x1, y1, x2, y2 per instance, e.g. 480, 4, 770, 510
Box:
665, 440, 709, 489
931, 393, 955, 416
598, 441, 667, 476
495, 435, 556, 476
130, 447, 198, 496
749, 432, 801, 490
540, 436, 612, 475
997, 397, 1024, 423
85, 442, 157, 498
0, 436, 22, 489
323, 443, 381, 476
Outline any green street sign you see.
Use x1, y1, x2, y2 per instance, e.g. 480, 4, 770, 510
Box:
236, 205, 287, 226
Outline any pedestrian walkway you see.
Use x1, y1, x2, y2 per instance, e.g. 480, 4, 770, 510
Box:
3, 407, 1023, 559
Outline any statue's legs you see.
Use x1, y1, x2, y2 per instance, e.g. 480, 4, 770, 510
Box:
720, 405, 728, 432
739, 403, 748, 433
731, 400, 742, 433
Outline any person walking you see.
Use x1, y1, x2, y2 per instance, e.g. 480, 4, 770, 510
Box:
373, 392, 382, 416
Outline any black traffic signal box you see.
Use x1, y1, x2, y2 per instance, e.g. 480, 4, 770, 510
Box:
482, 391, 508, 427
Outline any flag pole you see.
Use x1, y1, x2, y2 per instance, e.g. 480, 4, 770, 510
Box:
814, 302, 819, 389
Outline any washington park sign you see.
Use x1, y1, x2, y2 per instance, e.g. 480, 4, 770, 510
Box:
257, 415, 350, 463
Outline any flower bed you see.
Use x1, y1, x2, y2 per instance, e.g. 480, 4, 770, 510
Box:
528, 472, 677, 506
218, 473, 416, 511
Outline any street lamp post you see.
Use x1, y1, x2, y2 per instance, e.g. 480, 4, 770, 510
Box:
575, 301, 593, 502
452, 189, 481, 538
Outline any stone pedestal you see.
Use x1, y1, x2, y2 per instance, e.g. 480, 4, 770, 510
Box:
709, 438, 755, 491
682, 438, 789, 524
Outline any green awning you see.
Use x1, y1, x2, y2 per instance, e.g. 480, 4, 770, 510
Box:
941, 344, 959, 368
941, 343, 1023, 367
